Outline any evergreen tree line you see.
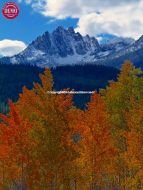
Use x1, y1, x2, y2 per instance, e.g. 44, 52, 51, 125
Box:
0, 63, 118, 111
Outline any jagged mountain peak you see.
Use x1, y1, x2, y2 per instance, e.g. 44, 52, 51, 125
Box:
1, 27, 143, 69
135, 35, 143, 45
30, 26, 99, 51
67, 27, 75, 33
5, 27, 101, 67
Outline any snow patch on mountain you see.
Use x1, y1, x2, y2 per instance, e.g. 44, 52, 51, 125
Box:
1, 27, 143, 69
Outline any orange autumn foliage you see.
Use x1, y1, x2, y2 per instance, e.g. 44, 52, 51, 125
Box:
0, 101, 32, 189
0, 62, 143, 189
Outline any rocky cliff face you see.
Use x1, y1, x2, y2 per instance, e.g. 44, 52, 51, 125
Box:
1, 27, 143, 69
6, 27, 101, 67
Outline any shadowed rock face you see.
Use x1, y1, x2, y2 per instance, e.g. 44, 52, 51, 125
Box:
30, 26, 100, 57
0, 27, 101, 67
1, 26, 143, 69
29, 27, 98, 55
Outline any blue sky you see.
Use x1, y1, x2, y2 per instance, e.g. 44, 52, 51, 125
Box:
0, 0, 143, 56
0, 0, 78, 43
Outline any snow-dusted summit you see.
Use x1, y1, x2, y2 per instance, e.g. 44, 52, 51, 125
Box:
1, 27, 143, 68
6, 27, 101, 67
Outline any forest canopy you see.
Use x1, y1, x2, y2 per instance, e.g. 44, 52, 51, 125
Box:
0, 61, 142, 189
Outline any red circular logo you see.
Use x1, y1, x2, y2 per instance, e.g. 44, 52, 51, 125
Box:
2, 2, 19, 19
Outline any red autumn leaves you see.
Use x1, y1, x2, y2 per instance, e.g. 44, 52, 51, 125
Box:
0, 62, 143, 189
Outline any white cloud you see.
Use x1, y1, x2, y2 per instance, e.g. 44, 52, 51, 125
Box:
29, 0, 140, 18
75, 0, 143, 39
22, 0, 143, 39
75, 6, 143, 39
0, 40, 27, 57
